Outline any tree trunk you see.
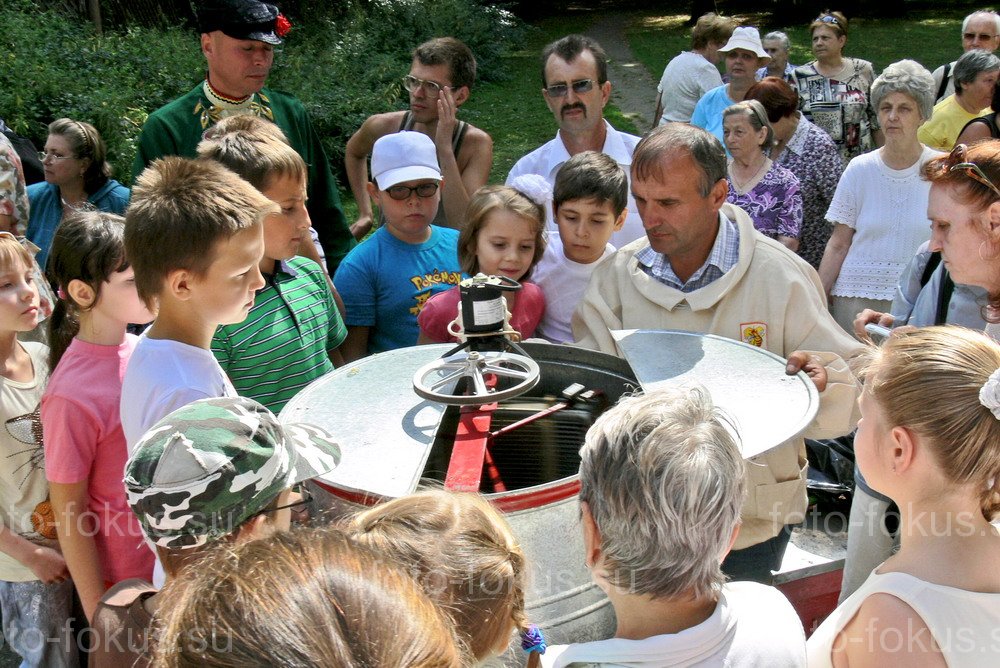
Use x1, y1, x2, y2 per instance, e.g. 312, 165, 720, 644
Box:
87, 0, 102, 35
687, 0, 718, 25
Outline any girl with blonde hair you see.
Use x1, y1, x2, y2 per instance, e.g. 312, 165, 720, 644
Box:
348, 489, 543, 664
152, 526, 463, 668
808, 326, 1000, 666
418, 182, 547, 344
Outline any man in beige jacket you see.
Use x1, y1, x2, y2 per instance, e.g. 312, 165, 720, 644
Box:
573, 123, 863, 584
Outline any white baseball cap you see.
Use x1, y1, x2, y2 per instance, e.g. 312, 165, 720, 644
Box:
717, 26, 771, 62
371, 131, 442, 190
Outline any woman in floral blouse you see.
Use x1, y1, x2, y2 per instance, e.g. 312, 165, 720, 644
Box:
746, 77, 845, 268
792, 11, 882, 162
0, 133, 29, 235
723, 100, 802, 250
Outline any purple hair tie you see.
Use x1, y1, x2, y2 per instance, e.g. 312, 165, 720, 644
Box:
521, 624, 546, 654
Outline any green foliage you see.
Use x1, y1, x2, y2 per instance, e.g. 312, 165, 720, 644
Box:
1, 0, 202, 182
0, 0, 525, 184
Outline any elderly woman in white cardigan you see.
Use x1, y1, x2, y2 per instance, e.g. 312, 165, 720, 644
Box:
818, 60, 942, 333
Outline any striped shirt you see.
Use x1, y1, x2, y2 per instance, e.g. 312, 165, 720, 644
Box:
212, 256, 347, 413
636, 212, 741, 292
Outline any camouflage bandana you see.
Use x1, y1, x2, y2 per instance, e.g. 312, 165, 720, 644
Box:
124, 397, 340, 549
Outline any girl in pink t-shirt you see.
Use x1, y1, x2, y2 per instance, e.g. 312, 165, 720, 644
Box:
418, 181, 547, 343
41, 211, 155, 621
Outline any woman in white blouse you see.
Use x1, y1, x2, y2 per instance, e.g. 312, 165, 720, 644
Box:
818, 60, 941, 332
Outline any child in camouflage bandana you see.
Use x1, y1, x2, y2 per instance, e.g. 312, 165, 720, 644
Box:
88, 396, 340, 668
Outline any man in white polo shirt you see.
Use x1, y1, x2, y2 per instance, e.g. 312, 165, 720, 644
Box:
507, 34, 644, 248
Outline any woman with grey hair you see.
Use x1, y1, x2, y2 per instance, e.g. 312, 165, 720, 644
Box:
819, 60, 943, 332
723, 100, 803, 250
919, 49, 1000, 150
539, 387, 806, 667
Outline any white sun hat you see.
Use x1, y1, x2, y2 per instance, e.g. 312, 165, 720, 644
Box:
717, 26, 771, 63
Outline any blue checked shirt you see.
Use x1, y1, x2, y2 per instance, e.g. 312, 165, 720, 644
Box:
636, 212, 740, 293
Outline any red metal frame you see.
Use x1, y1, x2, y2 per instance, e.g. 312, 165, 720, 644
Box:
445, 401, 499, 492
776, 567, 843, 636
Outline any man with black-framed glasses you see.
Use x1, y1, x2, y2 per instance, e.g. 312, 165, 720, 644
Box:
345, 37, 493, 238
507, 34, 645, 249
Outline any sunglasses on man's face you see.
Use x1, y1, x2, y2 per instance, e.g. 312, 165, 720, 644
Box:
543, 79, 596, 98
948, 143, 1000, 200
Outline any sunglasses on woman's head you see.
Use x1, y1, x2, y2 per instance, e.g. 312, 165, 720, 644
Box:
948, 143, 1000, 200
816, 15, 839, 25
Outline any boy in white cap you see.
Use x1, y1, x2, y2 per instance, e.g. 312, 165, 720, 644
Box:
334, 131, 462, 361
691, 26, 771, 143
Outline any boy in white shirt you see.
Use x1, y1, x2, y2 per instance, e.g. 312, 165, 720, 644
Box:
533, 151, 626, 343
121, 157, 278, 449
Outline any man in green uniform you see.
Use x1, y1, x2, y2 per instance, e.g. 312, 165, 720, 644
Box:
132, 0, 355, 271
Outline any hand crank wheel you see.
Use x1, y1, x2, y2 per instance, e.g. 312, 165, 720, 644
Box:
412, 350, 540, 405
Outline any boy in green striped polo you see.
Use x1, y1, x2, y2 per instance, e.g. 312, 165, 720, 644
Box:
198, 115, 347, 413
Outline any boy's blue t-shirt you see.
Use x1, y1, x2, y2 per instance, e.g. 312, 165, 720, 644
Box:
333, 225, 461, 354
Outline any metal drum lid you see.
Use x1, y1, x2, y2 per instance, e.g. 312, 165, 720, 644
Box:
611, 330, 820, 459
280, 345, 453, 499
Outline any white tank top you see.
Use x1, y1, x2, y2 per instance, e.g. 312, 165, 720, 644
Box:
807, 570, 1000, 667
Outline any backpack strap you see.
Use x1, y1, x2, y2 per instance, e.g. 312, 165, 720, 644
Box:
934, 268, 955, 325
920, 251, 942, 288
937, 62, 952, 101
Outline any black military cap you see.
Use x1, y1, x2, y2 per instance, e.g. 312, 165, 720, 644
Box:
197, 0, 284, 45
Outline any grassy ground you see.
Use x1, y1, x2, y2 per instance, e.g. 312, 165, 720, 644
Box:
626, 6, 973, 85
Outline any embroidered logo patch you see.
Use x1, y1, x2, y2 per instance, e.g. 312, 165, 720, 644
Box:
740, 322, 766, 348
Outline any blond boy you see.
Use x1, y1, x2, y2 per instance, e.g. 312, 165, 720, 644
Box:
196, 116, 348, 413
121, 157, 277, 449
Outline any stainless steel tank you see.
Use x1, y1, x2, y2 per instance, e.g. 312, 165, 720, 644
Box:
281, 342, 639, 657
281, 332, 820, 663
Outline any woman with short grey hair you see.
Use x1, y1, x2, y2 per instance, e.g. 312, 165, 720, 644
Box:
919, 49, 1000, 150
820, 59, 943, 332
871, 59, 936, 121
723, 100, 803, 250
537, 387, 806, 667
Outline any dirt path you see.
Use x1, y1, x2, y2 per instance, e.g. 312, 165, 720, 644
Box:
585, 14, 659, 135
